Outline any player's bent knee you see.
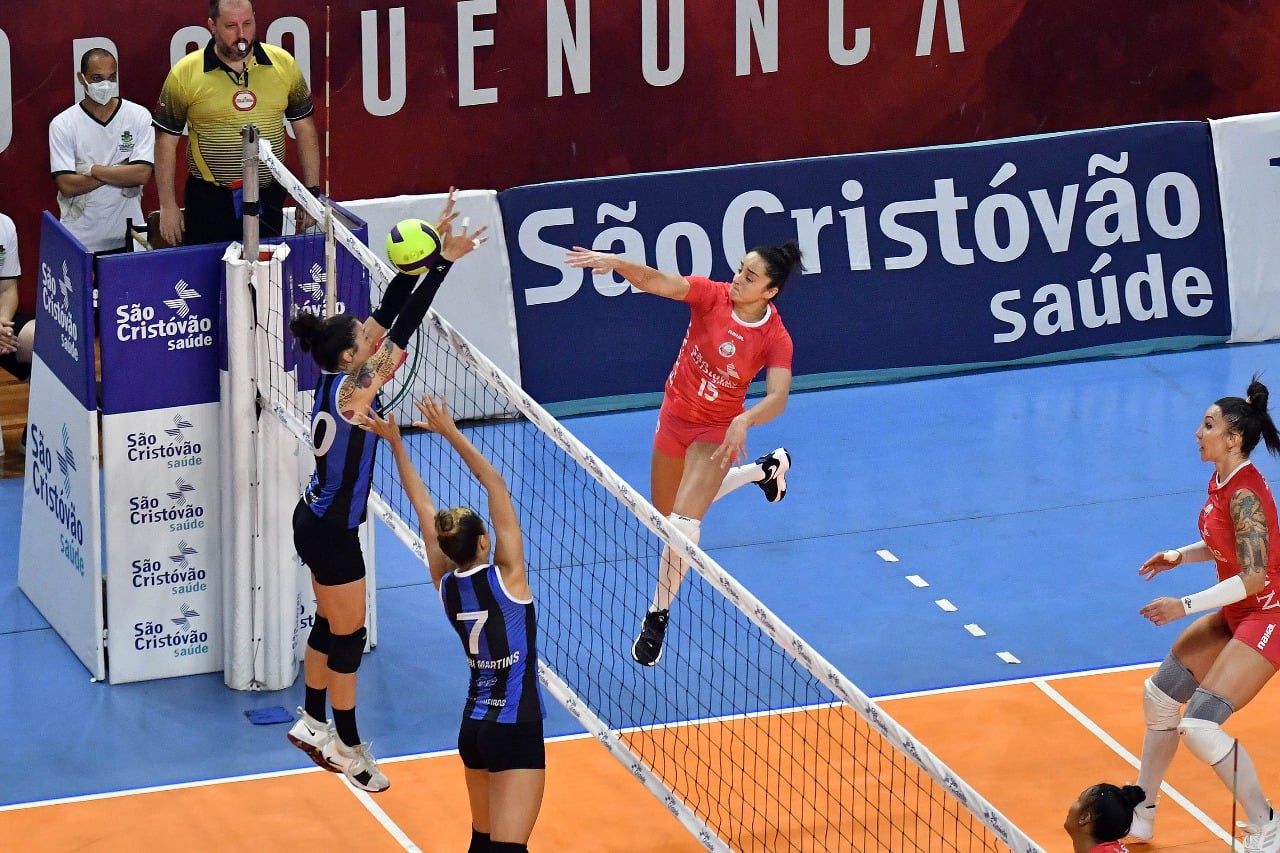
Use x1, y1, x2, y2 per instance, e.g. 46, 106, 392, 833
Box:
1178, 717, 1236, 766
1143, 677, 1182, 731
667, 512, 702, 545
1151, 653, 1198, 703
307, 615, 331, 654
328, 627, 367, 674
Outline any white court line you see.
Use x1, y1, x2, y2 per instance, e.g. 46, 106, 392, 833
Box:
1033, 678, 1233, 845
350, 785, 422, 852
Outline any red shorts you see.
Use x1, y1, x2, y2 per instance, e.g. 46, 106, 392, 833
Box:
1225, 609, 1280, 668
653, 404, 728, 459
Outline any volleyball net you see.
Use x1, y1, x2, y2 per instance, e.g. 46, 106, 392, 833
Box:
248, 138, 1042, 852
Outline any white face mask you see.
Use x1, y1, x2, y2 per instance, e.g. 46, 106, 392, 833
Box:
84, 79, 118, 106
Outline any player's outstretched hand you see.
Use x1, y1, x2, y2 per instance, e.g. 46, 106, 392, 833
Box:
1140, 596, 1186, 627
433, 188, 489, 263
565, 246, 618, 274
413, 394, 461, 438
354, 409, 403, 446
1138, 550, 1181, 582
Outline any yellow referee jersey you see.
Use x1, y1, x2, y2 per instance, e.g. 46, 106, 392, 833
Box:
153, 40, 314, 187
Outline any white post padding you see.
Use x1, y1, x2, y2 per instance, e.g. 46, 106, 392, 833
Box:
1209, 112, 1280, 343
220, 244, 306, 690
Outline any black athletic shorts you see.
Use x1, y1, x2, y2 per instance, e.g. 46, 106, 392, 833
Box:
457, 717, 546, 772
292, 498, 366, 586
182, 175, 288, 246
0, 312, 33, 382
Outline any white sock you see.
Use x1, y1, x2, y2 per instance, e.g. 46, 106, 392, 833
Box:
650, 515, 701, 612
713, 461, 763, 502
1210, 741, 1271, 826
1136, 727, 1180, 808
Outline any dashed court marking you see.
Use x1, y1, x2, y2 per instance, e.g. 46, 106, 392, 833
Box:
884, 549, 1019, 665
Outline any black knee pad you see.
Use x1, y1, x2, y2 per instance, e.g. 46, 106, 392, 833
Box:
306, 615, 331, 653
328, 627, 366, 674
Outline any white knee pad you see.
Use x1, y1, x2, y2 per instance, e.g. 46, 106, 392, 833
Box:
1178, 717, 1236, 766
1143, 677, 1182, 731
667, 513, 702, 545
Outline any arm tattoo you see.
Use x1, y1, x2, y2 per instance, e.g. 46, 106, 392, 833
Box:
1231, 489, 1270, 578
355, 362, 377, 390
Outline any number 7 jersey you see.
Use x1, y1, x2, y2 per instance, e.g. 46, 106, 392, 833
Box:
663, 276, 794, 426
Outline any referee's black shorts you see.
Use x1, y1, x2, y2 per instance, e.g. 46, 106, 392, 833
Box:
458, 717, 546, 772
292, 499, 366, 586
182, 175, 288, 246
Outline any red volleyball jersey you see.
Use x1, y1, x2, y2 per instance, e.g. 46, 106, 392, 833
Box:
1198, 461, 1280, 620
662, 276, 793, 426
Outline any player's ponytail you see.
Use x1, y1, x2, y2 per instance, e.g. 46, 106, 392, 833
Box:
754, 239, 804, 296
1216, 373, 1280, 457
288, 311, 357, 372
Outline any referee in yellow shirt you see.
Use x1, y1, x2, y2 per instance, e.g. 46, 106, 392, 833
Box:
153, 0, 320, 246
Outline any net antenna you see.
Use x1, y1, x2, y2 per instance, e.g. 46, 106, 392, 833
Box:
324, 198, 336, 316
253, 138, 1045, 853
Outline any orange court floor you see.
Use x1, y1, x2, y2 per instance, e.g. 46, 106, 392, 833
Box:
1, 664, 1274, 851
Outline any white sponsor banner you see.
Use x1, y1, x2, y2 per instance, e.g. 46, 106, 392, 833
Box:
101, 403, 223, 683
17, 356, 105, 680
338, 191, 519, 425
1210, 111, 1280, 343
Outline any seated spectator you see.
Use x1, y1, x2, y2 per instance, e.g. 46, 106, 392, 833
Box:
0, 212, 34, 456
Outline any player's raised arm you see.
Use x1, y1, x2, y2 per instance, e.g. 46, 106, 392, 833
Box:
565, 246, 690, 300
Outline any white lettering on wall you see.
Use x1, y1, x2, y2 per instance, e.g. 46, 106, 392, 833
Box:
829, 0, 871, 66
642, 0, 684, 88
917, 0, 964, 56
361, 7, 407, 117
548, 0, 590, 97
736, 0, 777, 76
171, 26, 208, 66
0, 29, 10, 152
459, 0, 498, 106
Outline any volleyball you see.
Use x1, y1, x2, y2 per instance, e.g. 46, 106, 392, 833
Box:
385, 219, 442, 274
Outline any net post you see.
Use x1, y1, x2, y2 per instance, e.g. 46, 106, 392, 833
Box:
240, 124, 260, 261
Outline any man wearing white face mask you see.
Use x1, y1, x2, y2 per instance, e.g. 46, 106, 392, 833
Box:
48, 48, 155, 254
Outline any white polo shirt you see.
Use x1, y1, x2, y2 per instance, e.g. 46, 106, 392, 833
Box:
49, 98, 155, 253
0, 213, 19, 280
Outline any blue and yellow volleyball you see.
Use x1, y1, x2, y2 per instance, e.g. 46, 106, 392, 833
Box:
385, 219, 442, 274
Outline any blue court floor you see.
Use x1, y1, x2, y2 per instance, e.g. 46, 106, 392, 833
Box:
3, 341, 1278, 810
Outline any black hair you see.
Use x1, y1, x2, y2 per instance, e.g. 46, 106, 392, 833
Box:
435, 507, 487, 566
79, 48, 115, 75
1215, 374, 1280, 458
210, 0, 254, 21
750, 240, 804, 296
1085, 783, 1146, 842
288, 311, 357, 372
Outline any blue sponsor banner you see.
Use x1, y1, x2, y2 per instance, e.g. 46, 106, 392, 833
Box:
502, 122, 1230, 405
279, 219, 371, 392
98, 244, 225, 414
35, 213, 97, 409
